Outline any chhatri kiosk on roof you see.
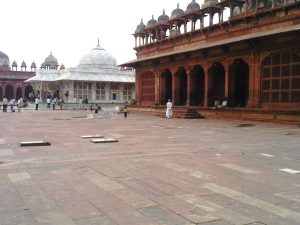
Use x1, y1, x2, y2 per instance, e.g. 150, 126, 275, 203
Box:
26, 40, 135, 104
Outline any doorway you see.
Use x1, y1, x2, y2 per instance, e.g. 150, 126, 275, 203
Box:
208, 62, 225, 107
160, 69, 172, 104
190, 65, 205, 106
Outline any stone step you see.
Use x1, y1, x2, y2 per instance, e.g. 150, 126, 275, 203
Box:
156, 108, 204, 119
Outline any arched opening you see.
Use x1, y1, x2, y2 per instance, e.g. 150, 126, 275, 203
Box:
140, 71, 155, 104
25, 85, 34, 100
229, 59, 249, 107
190, 65, 205, 106
174, 67, 187, 106
208, 62, 225, 107
16, 87, 22, 100
160, 69, 172, 104
0, 87, 2, 100
5, 85, 13, 99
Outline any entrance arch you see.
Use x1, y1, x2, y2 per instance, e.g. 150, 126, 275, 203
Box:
5, 85, 13, 99
160, 69, 172, 104
229, 59, 249, 107
208, 62, 225, 107
25, 85, 33, 100
174, 67, 187, 106
16, 87, 22, 100
190, 65, 205, 106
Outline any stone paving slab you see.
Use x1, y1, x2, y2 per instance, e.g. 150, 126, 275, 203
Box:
0, 110, 300, 225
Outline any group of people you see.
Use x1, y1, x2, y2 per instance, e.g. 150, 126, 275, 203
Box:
1, 97, 25, 112
89, 104, 102, 114
214, 98, 228, 109
44, 97, 64, 110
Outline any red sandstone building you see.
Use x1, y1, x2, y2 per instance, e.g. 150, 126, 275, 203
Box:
123, 0, 300, 114
0, 51, 35, 100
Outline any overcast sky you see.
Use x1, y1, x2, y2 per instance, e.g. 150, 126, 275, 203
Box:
0, 0, 202, 69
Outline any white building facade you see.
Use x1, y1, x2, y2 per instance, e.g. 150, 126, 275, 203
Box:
26, 42, 135, 104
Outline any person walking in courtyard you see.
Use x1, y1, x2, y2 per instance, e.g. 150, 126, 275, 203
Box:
78, 98, 83, 110
17, 98, 21, 112
122, 105, 128, 118
51, 97, 57, 110
46, 97, 51, 109
2, 97, 8, 112
166, 99, 173, 119
58, 98, 64, 110
35, 97, 39, 110
10, 98, 15, 112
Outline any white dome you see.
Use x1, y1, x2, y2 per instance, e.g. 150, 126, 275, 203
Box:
78, 43, 117, 69
0, 51, 10, 66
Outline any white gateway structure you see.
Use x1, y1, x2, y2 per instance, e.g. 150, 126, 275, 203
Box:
26, 41, 135, 104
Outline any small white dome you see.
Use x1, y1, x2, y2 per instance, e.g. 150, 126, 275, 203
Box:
0, 51, 10, 66
78, 42, 117, 69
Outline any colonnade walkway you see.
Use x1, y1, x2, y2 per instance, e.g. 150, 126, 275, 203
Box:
0, 110, 299, 225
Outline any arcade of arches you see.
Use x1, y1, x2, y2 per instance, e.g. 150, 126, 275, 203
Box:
124, 0, 300, 112
0, 83, 34, 101
137, 52, 300, 109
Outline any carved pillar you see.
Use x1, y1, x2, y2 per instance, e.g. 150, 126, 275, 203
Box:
220, 8, 224, 22
230, 5, 234, 19
209, 12, 214, 26
223, 60, 229, 98
1, 83, 3, 99
155, 70, 160, 103
246, 56, 258, 108
203, 63, 209, 107
186, 70, 191, 106
171, 67, 176, 105
200, 17, 204, 29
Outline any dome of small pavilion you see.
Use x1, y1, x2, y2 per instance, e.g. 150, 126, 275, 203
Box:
171, 3, 184, 19
31, 61, 36, 68
158, 9, 169, 23
0, 51, 10, 71
135, 19, 146, 33
43, 52, 58, 69
12, 60, 18, 67
21, 60, 27, 67
186, 0, 200, 12
78, 40, 117, 69
147, 15, 157, 27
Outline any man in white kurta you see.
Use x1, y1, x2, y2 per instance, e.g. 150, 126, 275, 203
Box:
166, 99, 173, 119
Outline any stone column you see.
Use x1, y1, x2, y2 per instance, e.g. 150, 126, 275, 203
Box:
120, 83, 124, 103
223, 60, 229, 98
171, 69, 176, 105
68, 81, 75, 103
246, 55, 259, 108
106, 83, 110, 101
91, 83, 96, 102
203, 63, 209, 107
186, 70, 191, 107
155, 71, 160, 103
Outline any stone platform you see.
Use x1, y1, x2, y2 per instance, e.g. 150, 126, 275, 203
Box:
0, 109, 299, 225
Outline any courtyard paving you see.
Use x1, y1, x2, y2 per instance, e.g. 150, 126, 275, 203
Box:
0, 108, 300, 225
